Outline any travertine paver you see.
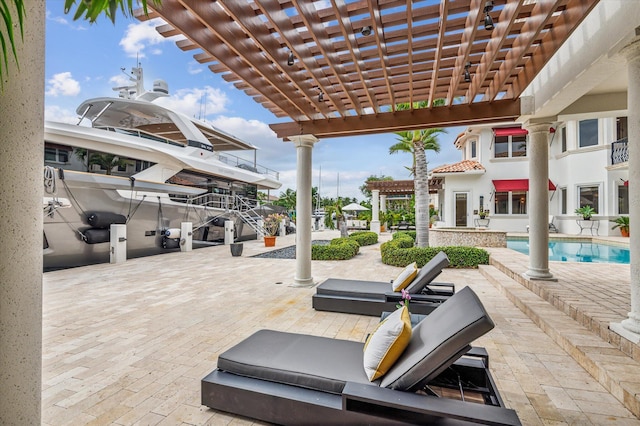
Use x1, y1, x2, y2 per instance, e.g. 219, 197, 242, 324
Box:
42, 231, 639, 425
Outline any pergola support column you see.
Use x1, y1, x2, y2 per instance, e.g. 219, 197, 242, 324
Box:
288, 135, 318, 287
611, 37, 640, 342
523, 122, 555, 281
371, 189, 380, 234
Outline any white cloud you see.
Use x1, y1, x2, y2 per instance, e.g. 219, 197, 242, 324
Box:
46, 72, 81, 97
109, 73, 132, 88
44, 105, 79, 124
188, 61, 203, 75
156, 86, 229, 118
119, 19, 168, 58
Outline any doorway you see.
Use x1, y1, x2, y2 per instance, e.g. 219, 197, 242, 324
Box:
454, 192, 468, 227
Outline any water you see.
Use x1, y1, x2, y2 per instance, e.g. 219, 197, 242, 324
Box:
507, 238, 630, 264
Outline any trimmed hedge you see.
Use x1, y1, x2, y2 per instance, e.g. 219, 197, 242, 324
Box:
381, 233, 489, 268
348, 231, 378, 246
312, 238, 360, 260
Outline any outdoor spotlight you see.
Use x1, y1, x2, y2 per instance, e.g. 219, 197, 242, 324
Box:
287, 51, 295, 66
361, 26, 372, 36
484, 1, 494, 30
464, 62, 472, 83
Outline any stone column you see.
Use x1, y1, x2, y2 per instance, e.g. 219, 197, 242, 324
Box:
371, 189, 381, 234
288, 135, 318, 286
380, 194, 387, 213
0, 3, 44, 424
523, 122, 555, 281
611, 37, 640, 341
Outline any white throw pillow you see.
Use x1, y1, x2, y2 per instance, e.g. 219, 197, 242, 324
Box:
392, 262, 418, 291
363, 305, 412, 381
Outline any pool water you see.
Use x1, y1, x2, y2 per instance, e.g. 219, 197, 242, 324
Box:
507, 239, 630, 264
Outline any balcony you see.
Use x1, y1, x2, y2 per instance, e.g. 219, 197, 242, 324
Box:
611, 138, 628, 165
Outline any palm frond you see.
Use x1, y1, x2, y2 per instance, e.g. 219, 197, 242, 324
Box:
0, 0, 25, 89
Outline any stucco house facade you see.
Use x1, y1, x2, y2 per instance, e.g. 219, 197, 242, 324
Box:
432, 115, 629, 236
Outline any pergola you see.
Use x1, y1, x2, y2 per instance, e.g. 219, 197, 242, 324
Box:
366, 178, 443, 195
136, 0, 602, 287
139, 0, 599, 139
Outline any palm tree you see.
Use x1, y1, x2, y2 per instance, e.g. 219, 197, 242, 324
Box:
392, 101, 446, 247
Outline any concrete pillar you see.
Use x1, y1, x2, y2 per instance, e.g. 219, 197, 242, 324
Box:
288, 135, 318, 286
371, 189, 381, 234
380, 194, 387, 213
0, 4, 44, 424
110, 224, 127, 263
181, 222, 193, 252
523, 122, 555, 281
611, 37, 640, 341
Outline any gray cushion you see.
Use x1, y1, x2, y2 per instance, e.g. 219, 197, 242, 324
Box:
315, 279, 390, 299
380, 286, 494, 390
404, 251, 450, 294
217, 330, 372, 394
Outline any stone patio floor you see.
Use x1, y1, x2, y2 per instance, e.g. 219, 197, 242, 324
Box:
42, 231, 640, 425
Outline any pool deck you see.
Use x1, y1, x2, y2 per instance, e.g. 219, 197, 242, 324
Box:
42, 231, 640, 425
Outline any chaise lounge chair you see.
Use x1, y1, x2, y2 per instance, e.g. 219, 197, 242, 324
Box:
201, 287, 521, 425
312, 251, 454, 316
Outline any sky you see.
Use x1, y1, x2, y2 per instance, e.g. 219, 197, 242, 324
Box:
44, 1, 464, 201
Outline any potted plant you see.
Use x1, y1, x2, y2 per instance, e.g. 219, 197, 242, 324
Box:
263, 213, 285, 246
575, 205, 595, 220
479, 210, 489, 220
610, 216, 629, 237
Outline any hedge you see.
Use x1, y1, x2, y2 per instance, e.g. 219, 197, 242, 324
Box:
312, 238, 360, 260
381, 233, 489, 268
348, 231, 378, 246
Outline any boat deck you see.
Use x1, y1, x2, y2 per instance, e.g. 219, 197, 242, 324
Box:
42, 231, 640, 425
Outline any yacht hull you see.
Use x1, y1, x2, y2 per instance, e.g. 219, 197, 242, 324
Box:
43, 171, 255, 270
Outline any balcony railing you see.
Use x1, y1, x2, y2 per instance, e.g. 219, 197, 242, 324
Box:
611, 138, 628, 165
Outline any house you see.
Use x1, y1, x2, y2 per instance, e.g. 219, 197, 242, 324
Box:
431, 116, 629, 236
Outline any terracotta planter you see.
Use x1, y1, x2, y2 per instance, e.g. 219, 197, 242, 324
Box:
621, 228, 630, 237
264, 236, 276, 247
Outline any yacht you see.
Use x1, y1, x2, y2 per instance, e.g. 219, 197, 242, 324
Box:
43, 66, 281, 269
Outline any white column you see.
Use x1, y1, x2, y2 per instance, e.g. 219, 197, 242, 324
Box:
0, 4, 44, 424
611, 37, 640, 341
380, 194, 387, 213
371, 189, 381, 234
524, 122, 555, 281
289, 135, 318, 286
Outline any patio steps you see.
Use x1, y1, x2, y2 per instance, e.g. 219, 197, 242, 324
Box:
479, 264, 640, 418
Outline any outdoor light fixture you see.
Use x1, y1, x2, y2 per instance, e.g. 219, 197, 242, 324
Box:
287, 51, 295, 66
484, 1, 495, 31
318, 91, 324, 102
464, 62, 472, 83
361, 26, 372, 36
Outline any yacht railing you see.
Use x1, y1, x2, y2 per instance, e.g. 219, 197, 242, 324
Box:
611, 138, 628, 165
95, 126, 280, 180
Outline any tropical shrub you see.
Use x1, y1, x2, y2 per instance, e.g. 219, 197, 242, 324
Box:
381, 233, 489, 268
349, 231, 378, 246
312, 238, 360, 260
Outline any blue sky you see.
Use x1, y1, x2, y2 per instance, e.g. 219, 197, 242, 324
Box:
44, 1, 464, 200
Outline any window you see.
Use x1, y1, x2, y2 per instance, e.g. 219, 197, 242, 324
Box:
578, 119, 598, 148
494, 191, 527, 215
618, 184, 629, 215
470, 140, 477, 159
493, 135, 527, 158
617, 117, 628, 141
578, 185, 599, 213
44, 147, 69, 164
560, 126, 567, 152
560, 188, 567, 215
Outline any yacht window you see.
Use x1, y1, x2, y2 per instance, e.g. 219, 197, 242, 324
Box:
45, 147, 69, 164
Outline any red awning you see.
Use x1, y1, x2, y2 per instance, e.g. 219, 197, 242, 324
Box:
624, 180, 629, 186
493, 127, 528, 137
492, 179, 556, 192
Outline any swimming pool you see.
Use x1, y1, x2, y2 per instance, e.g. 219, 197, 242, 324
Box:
507, 238, 630, 264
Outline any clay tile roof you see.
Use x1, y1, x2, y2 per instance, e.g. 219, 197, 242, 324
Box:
431, 160, 485, 174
